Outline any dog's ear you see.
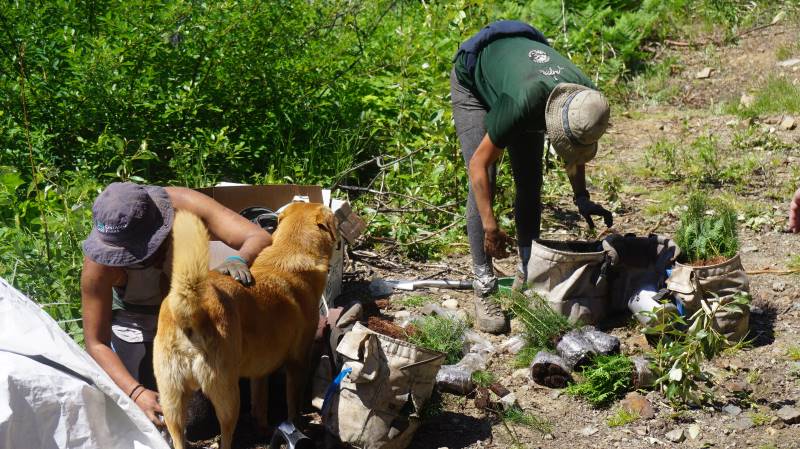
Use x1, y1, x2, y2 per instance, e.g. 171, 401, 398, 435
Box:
316, 208, 337, 242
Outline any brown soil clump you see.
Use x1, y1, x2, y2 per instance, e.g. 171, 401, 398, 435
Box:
367, 316, 410, 341
687, 255, 730, 267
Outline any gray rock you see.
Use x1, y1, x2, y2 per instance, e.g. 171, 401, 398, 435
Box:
580, 426, 599, 436
665, 428, 685, 443
695, 67, 713, 79
687, 424, 701, 440
732, 416, 754, 431
772, 281, 787, 292
776, 406, 800, 424
777, 58, 800, 68
779, 116, 797, 131
740, 93, 755, 108
723, 404, 742, 416
442, 298, 459, 310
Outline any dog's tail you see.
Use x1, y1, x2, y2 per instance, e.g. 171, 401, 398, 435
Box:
167, 210, 209, 322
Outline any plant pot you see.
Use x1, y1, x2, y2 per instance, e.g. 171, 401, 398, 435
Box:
666, 253, 750, 342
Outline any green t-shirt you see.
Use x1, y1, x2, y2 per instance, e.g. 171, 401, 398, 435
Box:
454, 38, 595, 148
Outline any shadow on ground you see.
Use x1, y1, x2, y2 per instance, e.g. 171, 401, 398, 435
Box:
410, 411, 493, 449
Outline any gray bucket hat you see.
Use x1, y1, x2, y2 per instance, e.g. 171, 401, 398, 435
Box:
545, 83, 610, 166
82, 182, 174, 266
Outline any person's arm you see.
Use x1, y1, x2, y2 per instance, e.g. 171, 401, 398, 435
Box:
566, 163, 613, 229
80, 257, 163, 426
166, 187, 272, 284
789, 187, 800, 232
468, 133, 515, 258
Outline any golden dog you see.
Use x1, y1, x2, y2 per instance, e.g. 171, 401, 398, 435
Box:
153, 202, 336, 449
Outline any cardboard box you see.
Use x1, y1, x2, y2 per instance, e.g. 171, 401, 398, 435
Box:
197, 184, 363, 314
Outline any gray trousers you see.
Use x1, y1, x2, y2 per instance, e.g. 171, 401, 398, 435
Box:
450, 68, 544, 287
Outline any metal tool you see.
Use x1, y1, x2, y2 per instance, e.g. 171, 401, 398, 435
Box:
379, 279, 473, 291
268, 421, 313, 449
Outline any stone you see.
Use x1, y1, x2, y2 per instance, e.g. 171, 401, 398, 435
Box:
620, 392, 656, 420
725, 379, 752, 395
544, 433, 554, 440
394, 310, 411, 320
633, 426, 648, 436
696, 67, 713, 79
442, 298, 459, 310
740, 93, 755, 108
776, 406, 800, 424
580, 426, 599, 436
778, 58, 800, 68
741, 245, 758, 253
772, 281, 787, 292
550, 389, 563, 399
687, 424, 700, 440
512, 368, 530, 380
732, 416, 754, 431
723, 404, 742, 416
498, 392, 518, 411
779, 116, 797, 131
665, 428, 685, 443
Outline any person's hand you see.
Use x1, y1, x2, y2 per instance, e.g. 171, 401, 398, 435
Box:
134, 388, 164, 428
484, 228, 515, 259
575, 194, 613, 229
789, 188, 800, 233
214, 255, 253, 285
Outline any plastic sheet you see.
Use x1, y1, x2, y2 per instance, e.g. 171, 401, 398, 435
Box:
556, 329, 596, 370
529, 350, 572, 388
631, 356, 656, 388
581, 326, 620, 355
435, 353, 487, 395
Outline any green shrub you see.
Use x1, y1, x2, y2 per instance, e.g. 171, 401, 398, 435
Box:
675, 193, 739, 263
565, 354, 634, 407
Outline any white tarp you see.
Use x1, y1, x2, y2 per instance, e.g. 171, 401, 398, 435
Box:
0, 277, 169, 449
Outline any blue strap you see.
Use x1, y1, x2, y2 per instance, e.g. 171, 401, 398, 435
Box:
225, 255, 248, 264
321, 366, 352, 414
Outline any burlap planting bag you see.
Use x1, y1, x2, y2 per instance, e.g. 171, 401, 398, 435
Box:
666, 254, 750, 341
526, 239, 609, 324
601, 233, 681, 311
322, 322, 445, 449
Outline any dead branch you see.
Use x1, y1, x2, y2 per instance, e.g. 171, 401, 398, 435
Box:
338, 185, 460, 218
746, 268, 800, 275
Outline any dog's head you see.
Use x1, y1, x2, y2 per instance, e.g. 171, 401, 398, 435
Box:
275, 202, 338, 254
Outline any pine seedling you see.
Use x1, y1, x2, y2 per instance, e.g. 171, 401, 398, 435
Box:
675, 193, 738, 264
407, 315, 466, 364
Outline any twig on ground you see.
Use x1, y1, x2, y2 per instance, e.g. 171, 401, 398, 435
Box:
746, 268, 800, 275
338, 185, 460, 218
395, 219, 463, 247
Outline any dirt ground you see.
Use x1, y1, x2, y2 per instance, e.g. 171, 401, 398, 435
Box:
193, 22, 800, 449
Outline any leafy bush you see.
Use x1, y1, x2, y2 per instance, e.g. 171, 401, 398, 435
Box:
644, 293, 751, 406
675, 193, 739, 264
565, 354, 633, 407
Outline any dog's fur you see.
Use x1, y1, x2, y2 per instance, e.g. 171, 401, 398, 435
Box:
153, 202, 337, 449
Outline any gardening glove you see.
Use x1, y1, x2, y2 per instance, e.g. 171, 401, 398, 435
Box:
484, 228, 515, 259
215, 255, 253, 286
575, 193, 613, 230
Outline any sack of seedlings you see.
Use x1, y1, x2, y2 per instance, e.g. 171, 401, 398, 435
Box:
322, 322, 445, 449
601, 233, 680, 312
666, 255, 750, 341
526, 239, 609, 324
666, 193, 750, 342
